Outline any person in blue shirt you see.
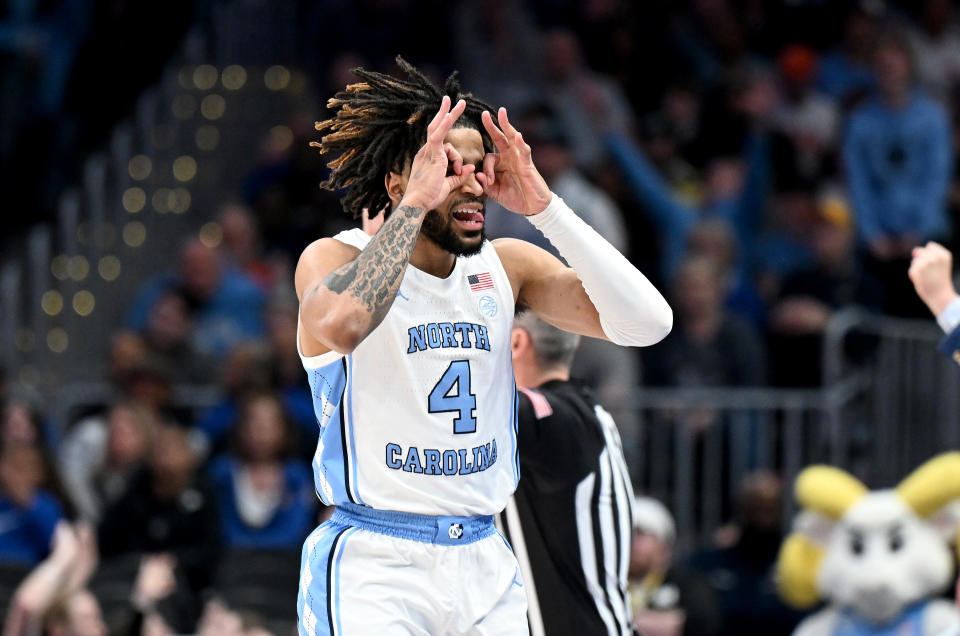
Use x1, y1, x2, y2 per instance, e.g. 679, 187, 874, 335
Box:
844, 31, 952, 317
207, 391, 316, 550
125, 238, 266, 359
0, 443, 63, 566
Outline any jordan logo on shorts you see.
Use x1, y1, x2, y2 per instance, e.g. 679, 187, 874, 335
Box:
448, 523, 464, 540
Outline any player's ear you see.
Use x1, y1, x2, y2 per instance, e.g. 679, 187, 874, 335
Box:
385, 171, 406, 207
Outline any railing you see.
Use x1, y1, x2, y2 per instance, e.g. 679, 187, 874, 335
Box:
41, 308, 960, 550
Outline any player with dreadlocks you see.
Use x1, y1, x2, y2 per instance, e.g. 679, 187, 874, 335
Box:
294, 57, 672, 635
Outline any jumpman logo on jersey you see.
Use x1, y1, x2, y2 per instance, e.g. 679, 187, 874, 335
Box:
396, 288, 410, 301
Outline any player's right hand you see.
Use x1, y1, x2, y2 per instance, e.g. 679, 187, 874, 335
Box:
402, 95, 475, 211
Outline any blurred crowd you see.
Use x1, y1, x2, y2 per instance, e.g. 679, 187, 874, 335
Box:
5, 0, 960, 634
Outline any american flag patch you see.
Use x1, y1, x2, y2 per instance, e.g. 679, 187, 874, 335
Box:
468, 272, 494, 292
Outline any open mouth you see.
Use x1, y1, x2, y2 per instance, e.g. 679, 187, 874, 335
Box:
451, 204, 485, 231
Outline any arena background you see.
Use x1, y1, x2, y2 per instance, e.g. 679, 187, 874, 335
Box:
2, 0, 960, 633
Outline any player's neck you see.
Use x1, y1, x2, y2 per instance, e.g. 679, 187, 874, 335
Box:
410, 235, 457, 278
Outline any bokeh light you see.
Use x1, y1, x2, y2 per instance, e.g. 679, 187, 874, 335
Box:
199, 222, 222, 248
173, 156, 197, 182
128, 155, 152, 181
47, 328, 68, 353
264, 65, 290, 91
67, 255, 89, 281
201, 94, 226, 120
123, 222, 146, 247
171, 188, 191, 214
193, 64, 218, 90
73, 290, 95, 316
41, 290, 63, 316
51, 254, 69, 280
222, 65, 247, 90
99, 255, 121, 281
123, 187, 146, 213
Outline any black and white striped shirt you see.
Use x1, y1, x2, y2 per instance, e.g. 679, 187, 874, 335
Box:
498, 380, 635, 636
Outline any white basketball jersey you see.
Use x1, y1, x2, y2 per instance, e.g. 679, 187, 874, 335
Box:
298, 228, 519, 516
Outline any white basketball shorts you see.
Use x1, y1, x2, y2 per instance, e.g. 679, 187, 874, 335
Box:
297, 503, 529, 635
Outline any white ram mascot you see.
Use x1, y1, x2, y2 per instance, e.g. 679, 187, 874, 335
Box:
776, 452, 960, 636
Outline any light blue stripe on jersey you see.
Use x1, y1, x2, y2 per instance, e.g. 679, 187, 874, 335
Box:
344, 354, 364, 505
304, 358, 354, 505
511, 378, 520, 486
297, 521, 358, 636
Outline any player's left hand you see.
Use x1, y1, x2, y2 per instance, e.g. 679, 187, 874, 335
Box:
909, 241, 958, 317
478, 107, 552, 215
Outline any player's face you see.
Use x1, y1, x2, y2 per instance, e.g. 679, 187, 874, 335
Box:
420, 125, 486, 257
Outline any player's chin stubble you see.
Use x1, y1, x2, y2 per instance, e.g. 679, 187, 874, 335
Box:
421, 208, 485, 257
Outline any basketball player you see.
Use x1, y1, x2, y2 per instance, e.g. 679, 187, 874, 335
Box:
294, 58, 672, 635
499, 313, 636, 636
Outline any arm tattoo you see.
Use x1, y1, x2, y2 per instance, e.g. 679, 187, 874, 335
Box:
322, 204, 425, 325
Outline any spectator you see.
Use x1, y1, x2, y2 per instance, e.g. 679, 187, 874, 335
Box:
134, 288, 216, 384
629, 496, 722, 636
98, 426, 220, 597
58, 400, 157, 522
263, 292, 316, 451
217, 203, 276, 293
907, 0, 960, 104
770, 44, 840, 185
844, 30, 952, 317
452, 0, 541, 110
642, 256, 767, 388
3, 521, 102, 636
541, 27, 637, 172
125, 238, 265, 358
605, 77, 772, 286
197, 296, 317, 460
816, 4, 878, 104
207, 391, 316, 549
767, 193, 882, 385
686, 471, 805, 635
0, 443, 64, 567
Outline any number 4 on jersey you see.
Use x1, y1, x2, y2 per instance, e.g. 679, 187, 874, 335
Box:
428, 360, 477, 434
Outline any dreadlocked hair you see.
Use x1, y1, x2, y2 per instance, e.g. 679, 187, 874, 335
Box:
311, 55, 495, 219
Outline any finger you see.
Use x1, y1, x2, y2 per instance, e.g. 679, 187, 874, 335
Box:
431, 99, 466, 144
426, 95, 451, 136
443, 142, 464, 175
482, 110, 511, 152
498, 106, 520, 139
483, 152, 497, 183
444, 164, 475, 191
514, 131, 532, 157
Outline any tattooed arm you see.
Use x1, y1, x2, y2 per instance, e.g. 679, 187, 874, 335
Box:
295, 96, 474, 356
295, 205, 426, 354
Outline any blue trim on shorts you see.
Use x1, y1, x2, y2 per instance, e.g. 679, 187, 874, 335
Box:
332, 503, 495, 546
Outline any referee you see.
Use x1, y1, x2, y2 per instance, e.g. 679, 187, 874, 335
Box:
498, 313, 636, 636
